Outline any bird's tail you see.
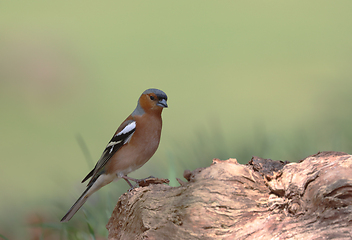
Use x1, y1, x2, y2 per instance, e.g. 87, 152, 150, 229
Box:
60, 183, 92, 222
61, 174, 112, 222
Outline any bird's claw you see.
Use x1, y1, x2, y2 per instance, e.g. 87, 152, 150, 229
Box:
136, 175, 155, 184
124, 175, 157, 190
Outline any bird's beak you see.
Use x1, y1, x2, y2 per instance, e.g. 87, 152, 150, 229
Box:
157, 99, 168, 108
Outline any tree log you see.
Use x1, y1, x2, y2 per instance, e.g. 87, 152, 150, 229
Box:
106, 151, 352, 239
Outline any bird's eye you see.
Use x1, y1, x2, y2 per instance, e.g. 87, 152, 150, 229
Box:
150, 96, 155, 100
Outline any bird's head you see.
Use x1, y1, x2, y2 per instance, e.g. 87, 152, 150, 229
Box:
134, 88, 168, 115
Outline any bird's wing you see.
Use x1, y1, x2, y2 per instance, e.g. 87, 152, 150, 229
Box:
82, 120, 136, 185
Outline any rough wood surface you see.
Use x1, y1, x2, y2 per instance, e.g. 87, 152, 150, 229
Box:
106, 151, 352, 240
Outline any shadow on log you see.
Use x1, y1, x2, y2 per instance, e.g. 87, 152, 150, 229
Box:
107, 151, 352, 239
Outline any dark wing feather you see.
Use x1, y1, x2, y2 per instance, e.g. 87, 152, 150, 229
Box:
81, 168, 94, 183
81, 120, 136, 185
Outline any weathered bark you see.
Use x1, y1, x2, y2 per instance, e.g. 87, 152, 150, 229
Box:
107, 151, 352, 240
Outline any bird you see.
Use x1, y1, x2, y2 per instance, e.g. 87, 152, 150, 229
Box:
60, 88, 168, 222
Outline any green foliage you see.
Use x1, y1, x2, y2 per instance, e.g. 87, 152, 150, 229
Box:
0, 234, 9, 240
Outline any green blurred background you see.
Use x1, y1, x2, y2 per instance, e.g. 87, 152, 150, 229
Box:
1, 1, 352, 239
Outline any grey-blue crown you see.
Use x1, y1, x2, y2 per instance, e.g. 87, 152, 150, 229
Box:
142, 88, 168, 100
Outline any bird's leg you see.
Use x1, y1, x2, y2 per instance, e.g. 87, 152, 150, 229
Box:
122, 176, 134, 189
123, 175, 156, 187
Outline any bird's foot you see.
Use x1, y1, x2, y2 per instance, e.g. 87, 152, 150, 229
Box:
123, 175, 156, 189
135, 175, 156, 185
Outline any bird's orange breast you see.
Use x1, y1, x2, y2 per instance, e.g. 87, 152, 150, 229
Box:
105, 113, 162, 177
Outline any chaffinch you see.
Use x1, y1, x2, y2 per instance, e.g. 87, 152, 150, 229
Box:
61, 88, 168, 222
